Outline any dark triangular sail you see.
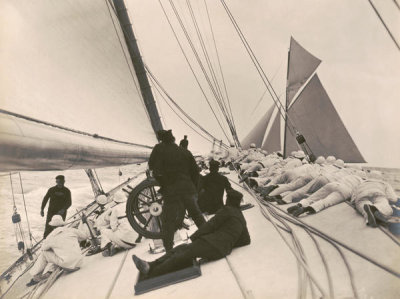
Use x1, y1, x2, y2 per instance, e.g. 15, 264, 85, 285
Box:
285, 74, 365, 162
262, 112, 281, 153
287, 37, 321, 105
241, 105, 274, 149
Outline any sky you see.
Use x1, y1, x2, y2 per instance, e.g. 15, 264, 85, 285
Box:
126, 0, 400, 167
1, 0, 399, 168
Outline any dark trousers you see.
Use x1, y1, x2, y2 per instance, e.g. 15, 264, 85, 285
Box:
161, 193, 206, 251
149, 239, 221, 277
43, 211, 67, 239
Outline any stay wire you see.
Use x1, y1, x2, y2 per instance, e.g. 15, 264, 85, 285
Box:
219, 0, 298, 138
147, 67, 228, 148
393, 0, 400, 11
203, 0, 239, 146
367, 0, 400, 51
165, 0, 233, 142
186, 0, 238, 145
18, 172, 33, 248
150, 77, 215, 145
159, 0, 231, 143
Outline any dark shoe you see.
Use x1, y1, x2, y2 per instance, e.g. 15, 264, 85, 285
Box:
261, 185, 278, 195
263, 196, 276, 202
364, 205, 378, 227
239, 173, 250, 183
86, 245, 102, 256
132, 255, 150, 275
287, 204, 302, 214
293, 207, 306, 217
26, 279, 39, 287
248, 178, 259, 189
275, 196, 286, 205
374, 211, 400, 224
102, 242, 112, 257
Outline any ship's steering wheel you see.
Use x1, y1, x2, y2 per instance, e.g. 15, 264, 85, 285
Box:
125, 178, 165, 239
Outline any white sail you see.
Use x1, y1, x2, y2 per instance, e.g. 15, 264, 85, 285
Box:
241, 105, 274, 149
285, 74, 365, 162
0, 0, 156, 148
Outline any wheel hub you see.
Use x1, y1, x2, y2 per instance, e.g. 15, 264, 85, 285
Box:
149, 202, 162, 216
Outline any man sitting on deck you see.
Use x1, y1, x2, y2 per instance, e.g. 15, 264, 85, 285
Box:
132, 189, 250, 278
198, 160, 232, 214
26, 215, 86, 287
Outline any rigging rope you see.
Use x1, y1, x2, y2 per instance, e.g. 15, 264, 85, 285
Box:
185, 0, 237, 142
158, 0, 233, 143
393, 0, 400, 11
18, 173, 33, 248
171, 0, 232, 134
367, 0, 400, 51
151, 79, 216, 146
203, 0, 239, 146
219, 0, 299, 139
146, 65, 229, 149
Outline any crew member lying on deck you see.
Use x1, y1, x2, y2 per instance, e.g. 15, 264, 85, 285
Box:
132, 189, 250, 278
26, 215, 86, 287
287, 174, 363, 217
351, 171, 400, 227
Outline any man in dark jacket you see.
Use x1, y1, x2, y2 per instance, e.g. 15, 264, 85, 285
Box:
179, 135, 189, 149
149, 130, 205, 251
41, 175, 72, 238
198, 160, 232, 214
132, 189, 250, 277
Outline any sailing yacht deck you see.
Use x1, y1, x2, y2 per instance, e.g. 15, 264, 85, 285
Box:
4, 169, 400, 299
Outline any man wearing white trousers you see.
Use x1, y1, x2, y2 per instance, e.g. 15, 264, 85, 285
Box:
26, 215, 85, 286
100, 193, 137, 256
351, 177, 399, 227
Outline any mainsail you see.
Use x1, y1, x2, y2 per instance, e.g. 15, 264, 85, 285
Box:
0, 0, 159, 171
262, 112, 281, 153
285, 74, 365, 162
286, 37, 321, 105
241, 105, 274, 149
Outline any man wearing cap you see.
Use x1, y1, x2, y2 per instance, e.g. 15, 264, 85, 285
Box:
149, 129, 206, 252
26, 215, 85, 286
41, 175, 72, 238
198, 160, 232, 214
132, 189, 250, 278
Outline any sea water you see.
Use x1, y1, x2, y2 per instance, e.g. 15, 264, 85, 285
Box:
0, 165, 399, 274
0, 163, 146, 273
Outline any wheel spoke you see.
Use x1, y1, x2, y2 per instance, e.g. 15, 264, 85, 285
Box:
137, 197, 150, 206
139, 192, 152, 200
131, 209, 149, 217
143, 216, 153, 229
155, 216, 162, 232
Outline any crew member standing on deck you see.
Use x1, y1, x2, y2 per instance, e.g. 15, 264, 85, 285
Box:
149, 130, 205, 252
41, 175, 72, 238
179, 135, 189, 150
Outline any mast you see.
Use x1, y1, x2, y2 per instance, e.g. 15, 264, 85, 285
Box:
283, 46, 290, 158
112, 0, 163, 134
